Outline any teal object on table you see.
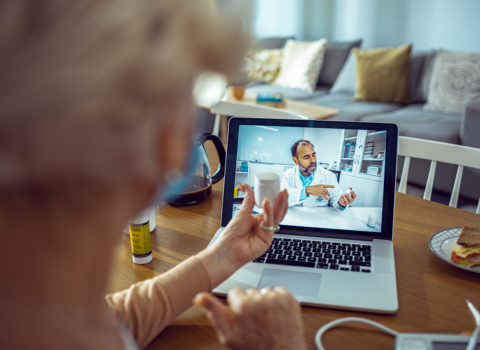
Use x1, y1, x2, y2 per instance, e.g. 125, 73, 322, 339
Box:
256, 93, 284, 103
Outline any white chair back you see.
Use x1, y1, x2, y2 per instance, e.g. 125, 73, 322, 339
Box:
398, 136, 480, 214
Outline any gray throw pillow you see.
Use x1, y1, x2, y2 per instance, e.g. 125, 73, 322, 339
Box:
253, 36, 295, 50
317, 39, 362, 87
330, 51, 356, 95
410, 51, 435, 103
418, 51, 436, 103
424, 50, 480, 114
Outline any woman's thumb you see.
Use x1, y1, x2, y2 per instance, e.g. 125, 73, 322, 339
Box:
194, 292, 231, 337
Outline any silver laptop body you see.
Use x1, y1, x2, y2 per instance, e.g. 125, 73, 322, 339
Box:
209, 118, 398, 314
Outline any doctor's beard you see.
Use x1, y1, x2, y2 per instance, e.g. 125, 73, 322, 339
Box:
300, 162, 317, 175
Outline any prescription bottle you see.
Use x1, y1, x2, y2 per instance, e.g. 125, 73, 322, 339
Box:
129, 210, 152, 264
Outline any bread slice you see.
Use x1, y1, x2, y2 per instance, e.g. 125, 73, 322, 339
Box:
457, 227, 480, 247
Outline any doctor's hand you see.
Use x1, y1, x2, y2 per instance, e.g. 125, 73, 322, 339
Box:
194, 287, 307, 350
197, 184, 288, 287
338, 187, 356, 207
306, 184, 335, 200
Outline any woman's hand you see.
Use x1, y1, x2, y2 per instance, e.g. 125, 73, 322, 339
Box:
217, 183, 288, 266
197, 184, 288, 287
194, 287, 307, 350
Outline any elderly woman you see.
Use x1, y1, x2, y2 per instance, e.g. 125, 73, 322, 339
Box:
0, 1, 307, 349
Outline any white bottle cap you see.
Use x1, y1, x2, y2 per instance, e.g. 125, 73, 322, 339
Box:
254, 172, 280, 184
132, 253, 152, 264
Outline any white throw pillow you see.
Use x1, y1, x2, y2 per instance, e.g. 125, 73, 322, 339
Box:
273, 39, 327, 92
424, 50, 480, 114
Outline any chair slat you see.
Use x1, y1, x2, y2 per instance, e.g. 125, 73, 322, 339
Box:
423, 160, 437, 201
398, 156, 410, 193
449, 165, 464, 208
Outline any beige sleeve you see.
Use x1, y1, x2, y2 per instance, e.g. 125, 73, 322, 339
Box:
105, 255, 212, 349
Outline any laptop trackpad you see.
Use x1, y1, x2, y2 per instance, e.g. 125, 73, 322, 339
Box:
257, 269, 321, 298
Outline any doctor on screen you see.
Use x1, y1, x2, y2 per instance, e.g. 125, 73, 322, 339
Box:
281, 139, 357, 209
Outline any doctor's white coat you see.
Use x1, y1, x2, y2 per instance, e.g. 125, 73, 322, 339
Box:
281, 166, 345, 209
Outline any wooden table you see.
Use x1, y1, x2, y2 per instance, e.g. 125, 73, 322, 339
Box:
108, 182, 480, 350
227, 91, 339, 120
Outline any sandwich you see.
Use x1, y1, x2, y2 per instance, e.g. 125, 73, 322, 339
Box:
451, 227, 480, 267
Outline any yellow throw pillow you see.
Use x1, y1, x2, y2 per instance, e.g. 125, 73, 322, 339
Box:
353, 43, 412, 104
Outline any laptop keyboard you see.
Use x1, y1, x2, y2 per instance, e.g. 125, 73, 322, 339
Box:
253, 237, 372, 273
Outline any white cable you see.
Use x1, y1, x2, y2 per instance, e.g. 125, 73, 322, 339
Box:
315, 317, 399, 350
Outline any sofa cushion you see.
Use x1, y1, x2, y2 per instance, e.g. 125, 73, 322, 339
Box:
330, 52, 356, 94
359, 104, 460, 144
274, 39, 327, 92
317, 39, 362, 88
303, 92, 354, 109
424, 50, 480, 114
332, 99, 402, 122
410, 52, 433, 103
332, 50, 435, 102
246, 83, 329, 100
253, 36, 294, 49
353, 44, 412, 104
414, 51, 436, 103
305, 92, 401, 122
245, 49, 283, 83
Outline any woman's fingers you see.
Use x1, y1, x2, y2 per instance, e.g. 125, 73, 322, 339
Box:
261, 198, 274, 228
281, 191, 288, 221
193, 292, 232, 337
227, 287, 248, 313
238, 184, 254, 213
274, 190, 288, 224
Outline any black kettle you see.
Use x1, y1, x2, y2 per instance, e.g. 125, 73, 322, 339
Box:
168, 133, 225, 206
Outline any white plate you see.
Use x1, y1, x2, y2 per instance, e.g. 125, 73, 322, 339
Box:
429, 227, 480, 274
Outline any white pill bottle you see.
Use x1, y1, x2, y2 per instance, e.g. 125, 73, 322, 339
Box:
254, 172, 280, 208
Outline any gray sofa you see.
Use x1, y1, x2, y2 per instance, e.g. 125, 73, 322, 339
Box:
246, 39, 480, 201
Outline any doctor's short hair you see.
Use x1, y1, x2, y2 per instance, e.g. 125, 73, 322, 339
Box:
291, 140, 314, 158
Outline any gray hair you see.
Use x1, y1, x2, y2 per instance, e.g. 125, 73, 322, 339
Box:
291, 140, 314, 158
0, 0, 245, 193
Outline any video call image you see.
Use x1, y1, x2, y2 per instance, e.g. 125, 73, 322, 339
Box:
232, 125, 387, 232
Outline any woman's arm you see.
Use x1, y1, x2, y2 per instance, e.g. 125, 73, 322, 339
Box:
105, 255, 212, 349
106, 184, 288, 349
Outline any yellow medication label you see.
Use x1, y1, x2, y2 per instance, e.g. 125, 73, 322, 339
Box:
129, 222, 151, 256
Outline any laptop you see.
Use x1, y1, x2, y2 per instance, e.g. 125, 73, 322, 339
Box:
208, 117, 399, 314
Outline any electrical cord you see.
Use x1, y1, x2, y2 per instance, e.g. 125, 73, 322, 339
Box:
314, 317, 399, 350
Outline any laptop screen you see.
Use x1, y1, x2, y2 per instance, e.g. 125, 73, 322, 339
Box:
222, 118, 398, 240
